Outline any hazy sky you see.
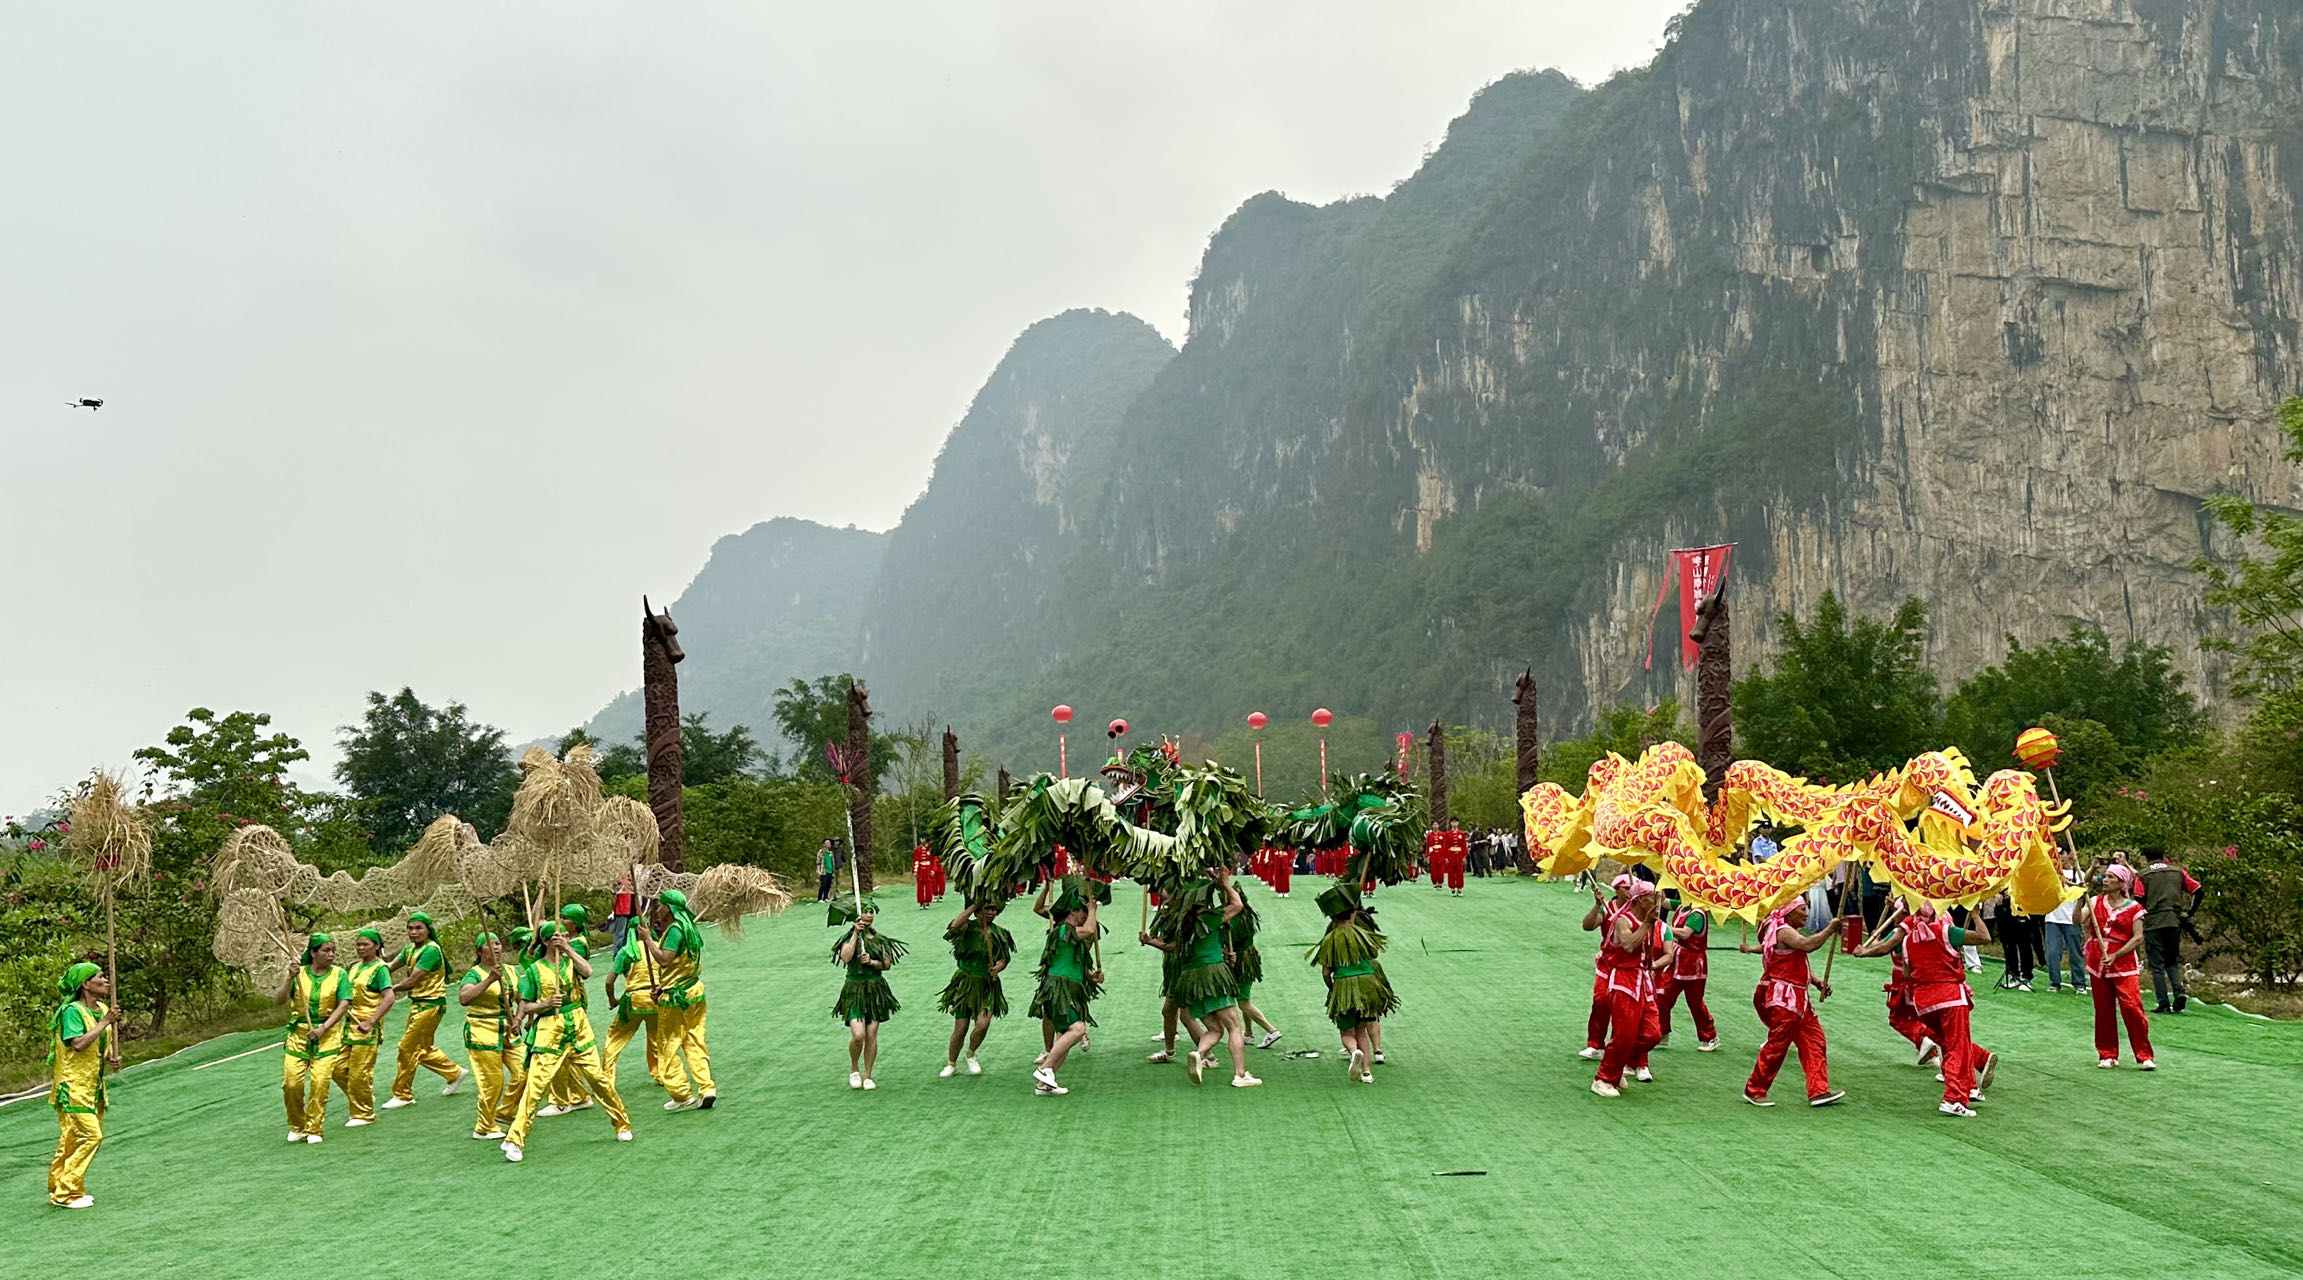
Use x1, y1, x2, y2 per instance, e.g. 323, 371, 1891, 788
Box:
1, 1, 1688, 812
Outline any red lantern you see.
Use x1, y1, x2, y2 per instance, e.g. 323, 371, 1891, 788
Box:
1311, 707, 1333, 728
1051, 705, 1074, 725
1247, 711, 1268, 730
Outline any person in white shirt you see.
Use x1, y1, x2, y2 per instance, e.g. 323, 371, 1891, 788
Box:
2041, 867, 2089, 993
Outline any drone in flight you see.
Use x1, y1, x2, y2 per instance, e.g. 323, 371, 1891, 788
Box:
69, 398, 103, 410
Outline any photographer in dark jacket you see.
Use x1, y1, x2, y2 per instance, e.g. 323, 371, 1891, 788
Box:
2137, 846, 2202, 1013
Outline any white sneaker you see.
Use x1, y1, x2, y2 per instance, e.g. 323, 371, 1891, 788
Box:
1591, 1080, 1621, 1098
616, 1129, 634, 1141
1359, 1069, 1374, 1084
305, 1133, 323, 1144
1257, 1030, 1284, 1050
1187, 1051, 1204, 1084
2137, 1058, 2157, 1071
939, 1063, 957, 1078
1697, 1039, 1720, 1053
1372, 1052, 1385, 1065
1146, 1050, 1173, 1064
1346, 1048, 1365, 1081
1033, 1082, 1068, 1096
1916, 1038, 1940, 1066
1577, 1046, 1603, 1061
862, 1078, 876, 1091
287, 1130, 305, 1143
475, 1130, 505, 1140
1743, 1092, 1774, 1107
61, 1195, 95, 1209
1977, 1052, 1999, 1092
1634, 1067, 1653, 1083
1032, 1066, 1058, 1089
1655, 1034, 1672, 1050
965, 1057, 981, 1076
665, 1097, 699, 1111
344, 1117, 371, 1128
536, 1105, 566, 1118
2097, 1058, 2118, 1069
1938, 1101, 1976, 1118
381, 1098, 412, 1110
848, 1071, 863, 1090
441, 1070, 464, 1096
1231, 1074, 1263, 1087
561, 1099, 594, 1113
504, 1144, 524, 1162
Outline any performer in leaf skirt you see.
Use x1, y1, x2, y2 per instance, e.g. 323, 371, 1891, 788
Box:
1311, 885, 1396, 1085
1140, 882, 1208, 1067
1028, 884, 1102, 1096
1226, 880, 1282, 1050
832, 900, 905, 1091
937, 899, 1014, 1078
1157, 876, 1255, 1086
46, 962, 116, 1209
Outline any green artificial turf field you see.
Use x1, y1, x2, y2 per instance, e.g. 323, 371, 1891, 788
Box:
6, 876, 2301, 1279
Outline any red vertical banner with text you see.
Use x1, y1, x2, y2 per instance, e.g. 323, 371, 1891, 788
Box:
1394, 732, 1414, 778
1674, 544, 1733, 668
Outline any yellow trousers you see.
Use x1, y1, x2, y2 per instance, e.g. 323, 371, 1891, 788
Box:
467, 1043, 525, 1136
548, 1006, 597, 1107
653, 1001, 715, 1102
283, 1050, 338, 1134
392, 1004, 461, 1099
505, 1045, 630, 1149
332, 1041, 381, 1121
48, 1110, 102, 1203
604, 1009, 655, 1078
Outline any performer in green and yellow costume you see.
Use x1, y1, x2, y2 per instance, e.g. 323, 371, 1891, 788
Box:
501, 921, 632, 1162
277, 933, 353, 1142
457, 931, 523, 1140
831, 899, 905, 1091
386, 911, 464, 1105
605, 914, 690, 1109
634, 889, 715, 1108
330, 927, 398, 1127
937, 899, 1014, 1077
46, 962, 117, 1208
543, 903, 601, 1115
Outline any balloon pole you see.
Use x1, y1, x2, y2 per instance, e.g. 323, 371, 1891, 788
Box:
1319, 740, 1328, 795
1253, 741, 1263, 798
1059, 732, 1067, 779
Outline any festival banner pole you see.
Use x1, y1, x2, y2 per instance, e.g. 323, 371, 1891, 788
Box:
1052, 705, 1073, 778
1312, 708, 1333, 796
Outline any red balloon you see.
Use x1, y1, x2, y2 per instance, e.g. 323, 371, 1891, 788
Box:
1107, 718, 1129, 738
1311, 707, 1333, 728
1247, 711, 1268, 730
1051, 704, 1074, 724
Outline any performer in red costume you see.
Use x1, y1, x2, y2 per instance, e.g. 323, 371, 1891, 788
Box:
2085, 865, 2155, 1070
1577, 876, 1634, 1060
912, 844, 936, 910
1425, 829, 1446, 889
1884, 946, 1942, 1067
1445, 826, 1468, 895
1736, 899, 1844, 1107
1591, 881, 1670, 1096
1270, 847, 1292, 899
1656, 900, 1718, 1051
1854, 900, 1997, 1117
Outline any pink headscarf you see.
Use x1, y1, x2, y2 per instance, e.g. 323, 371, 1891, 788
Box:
2103, 864, 2137, 893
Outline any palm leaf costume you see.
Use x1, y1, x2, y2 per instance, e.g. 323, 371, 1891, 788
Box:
1226, 894, 1264, 995
828, 897, 907, 1024
1296, 774, 1425, 1026
1026, 878, 1105, 1028
935, 910, 1016, 1019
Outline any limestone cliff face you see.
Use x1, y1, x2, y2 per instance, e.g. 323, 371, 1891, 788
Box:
1085, 0, 2303, 739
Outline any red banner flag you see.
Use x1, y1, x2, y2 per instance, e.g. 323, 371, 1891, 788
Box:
1645, 544, 1734, 670
1394, 732, 1414, 777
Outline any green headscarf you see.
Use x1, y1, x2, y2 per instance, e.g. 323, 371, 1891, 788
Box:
535, 921, 562, 945
558, 903, 588, 930
407, 911, 436, 941
473, 932, 501, 961
302, 932, 333, 966
355, 927, 385, 948
57, 961, 100, 1000
509, 926, 535, 958
660, 889, 703, 958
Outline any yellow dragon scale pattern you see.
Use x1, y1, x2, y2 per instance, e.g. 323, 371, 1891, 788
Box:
1520, 742, 2074, 919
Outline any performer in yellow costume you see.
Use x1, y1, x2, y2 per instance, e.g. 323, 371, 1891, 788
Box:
500, 921, 632, 1162
457, 931, 523, 1140
47, 962, 118, 1209
386, 911, 464, 1107
277, 933, 352, 1143
636, 889, 715, 1109
543, 903, 601, 1116
602, 915, 674, 1106
331, 928, 398, 1128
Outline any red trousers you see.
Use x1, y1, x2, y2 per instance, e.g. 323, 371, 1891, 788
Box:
1272, 862, 1291, 895
2091, 973, 2154, 1062
915, 874, 933, 907
1446, 860, 1465, 892
1746, 997, 1829, 1099
1885, 989, 1929, 1049
1658, 976, 1715, 1041
1586, 975, 1610, 1049
1596, 990, 1659, 1085
1921, 1004, 1989, 1104
1428, 859, 1443, 886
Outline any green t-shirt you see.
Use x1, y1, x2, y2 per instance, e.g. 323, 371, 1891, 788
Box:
58, 1004, 92, 1040
1048, 925, 1087, 982
359, 965, 391, 993
396, 942, 443, 972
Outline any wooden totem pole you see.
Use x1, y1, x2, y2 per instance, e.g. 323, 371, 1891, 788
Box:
845, 679, 875, 891
642, 597, 687, 872
942, 727, 960, 802
1426, 719, 1448, 830
1689, 584, 1732, 804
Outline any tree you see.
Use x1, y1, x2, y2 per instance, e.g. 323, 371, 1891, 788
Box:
335, 688, 518, 850
679, 713, 764, 787
771, 675, 908, 791
1943, 625, 2206, 784
1537, 701, 1695, 788
2199, 398, 2303, 696
1733, 594, 1940, 781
